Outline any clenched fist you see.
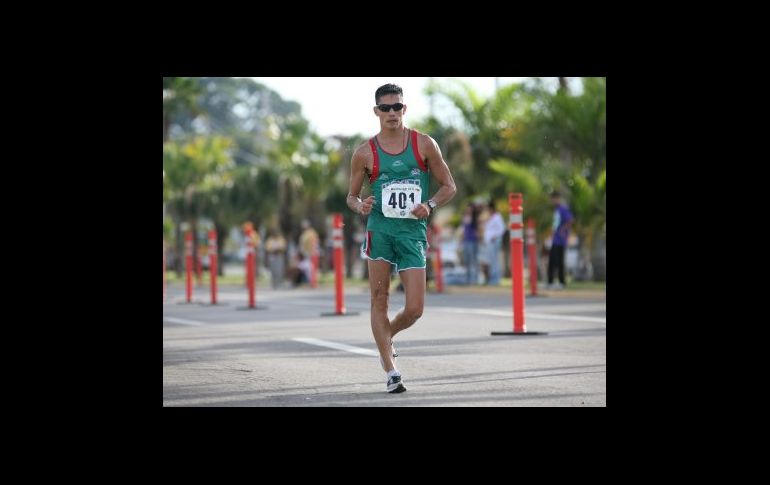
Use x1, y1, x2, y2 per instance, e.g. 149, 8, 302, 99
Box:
411, 202, 430, 219
359, 196, 375, 215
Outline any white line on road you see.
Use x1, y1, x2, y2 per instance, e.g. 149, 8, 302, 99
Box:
436, 307, 606, 323
527, 313, 606, 323
292, 337, 379, 356
163, 317, 205, 326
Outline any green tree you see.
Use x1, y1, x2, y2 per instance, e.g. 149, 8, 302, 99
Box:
425, 79, 537, 201
567, 169, 606, 280
163, 77, 202, 142
172, 77, 304, 167
426, 77, 606, 281
165, 77, 333, 275
524, 77, 606, 184
163, 135, 235, 273
524, 78, 606, 280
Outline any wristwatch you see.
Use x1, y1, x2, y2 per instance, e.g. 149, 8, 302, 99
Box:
427, 199, 437, 215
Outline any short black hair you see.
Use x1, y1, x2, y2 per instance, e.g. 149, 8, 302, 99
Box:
375, 83, 403, 104
550, 190, 562, 198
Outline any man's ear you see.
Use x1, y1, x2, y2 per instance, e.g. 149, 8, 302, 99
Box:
373, 107, 378, 116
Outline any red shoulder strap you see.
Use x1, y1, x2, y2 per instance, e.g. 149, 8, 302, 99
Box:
411, 129, 427, 172
368, 138, 379, 183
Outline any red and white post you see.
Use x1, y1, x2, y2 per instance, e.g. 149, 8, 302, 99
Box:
491, 193, 547, 336
184, 231, 193, 303
510, 194, 526, 332
243, 229, 250, 288
208, 229, 218, 305
527, 218, 539, 296
333, 214, 345, 313
246, 228, 256, 308
321, 213, 358, 316
237, 227, 267, 311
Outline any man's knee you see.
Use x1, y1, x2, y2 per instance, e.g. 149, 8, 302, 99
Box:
403, 304, 423, 322
371, 290, 389, 314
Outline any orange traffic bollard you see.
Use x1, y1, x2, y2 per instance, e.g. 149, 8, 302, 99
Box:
185, 231, 193, 303
208, 229, 218, 305
492, 193, 547, 336
247, 229, 255, 307
238, 227, 267, 310
321, 214, 359, 316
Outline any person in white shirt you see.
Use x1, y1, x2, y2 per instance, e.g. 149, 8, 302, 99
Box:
483, 201, 505, 285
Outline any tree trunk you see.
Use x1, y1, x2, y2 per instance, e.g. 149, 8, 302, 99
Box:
558, 77, 570, 94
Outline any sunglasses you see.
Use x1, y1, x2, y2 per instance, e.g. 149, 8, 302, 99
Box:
376, 102, 404, 112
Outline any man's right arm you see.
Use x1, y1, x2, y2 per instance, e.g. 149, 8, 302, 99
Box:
346, 145, 374, 215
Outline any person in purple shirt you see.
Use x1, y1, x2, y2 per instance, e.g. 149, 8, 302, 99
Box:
548, 190, 573, 289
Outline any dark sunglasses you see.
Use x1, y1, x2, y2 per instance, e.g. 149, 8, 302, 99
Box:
376, 102, 404, 112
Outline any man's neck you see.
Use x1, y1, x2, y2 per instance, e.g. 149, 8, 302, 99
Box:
378, 125, 406, 140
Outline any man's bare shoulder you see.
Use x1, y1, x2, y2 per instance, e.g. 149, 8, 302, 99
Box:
412, 130, 439, 156
352, 139, 374, 163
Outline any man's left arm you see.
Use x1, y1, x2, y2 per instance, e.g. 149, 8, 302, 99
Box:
410, 134, 456, 218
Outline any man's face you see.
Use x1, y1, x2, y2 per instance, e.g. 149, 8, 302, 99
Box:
550, 196, 560, 207
374, 94, 406, 126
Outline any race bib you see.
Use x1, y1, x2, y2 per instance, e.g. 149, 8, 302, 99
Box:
382, 182, 422, 219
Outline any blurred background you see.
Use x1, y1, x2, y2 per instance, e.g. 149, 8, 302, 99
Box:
163, 77, 605, 289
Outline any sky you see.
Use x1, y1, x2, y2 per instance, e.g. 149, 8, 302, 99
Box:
245, 77, 533, 138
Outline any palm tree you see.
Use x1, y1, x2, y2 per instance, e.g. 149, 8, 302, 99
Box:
525, 77, 606, 280
425, 79, 538, 199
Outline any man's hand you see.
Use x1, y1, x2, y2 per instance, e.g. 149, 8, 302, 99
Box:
359, 196, 375, 215
411, 202, 430, 219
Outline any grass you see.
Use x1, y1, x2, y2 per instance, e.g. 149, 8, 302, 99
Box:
164, 270, 368, 288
